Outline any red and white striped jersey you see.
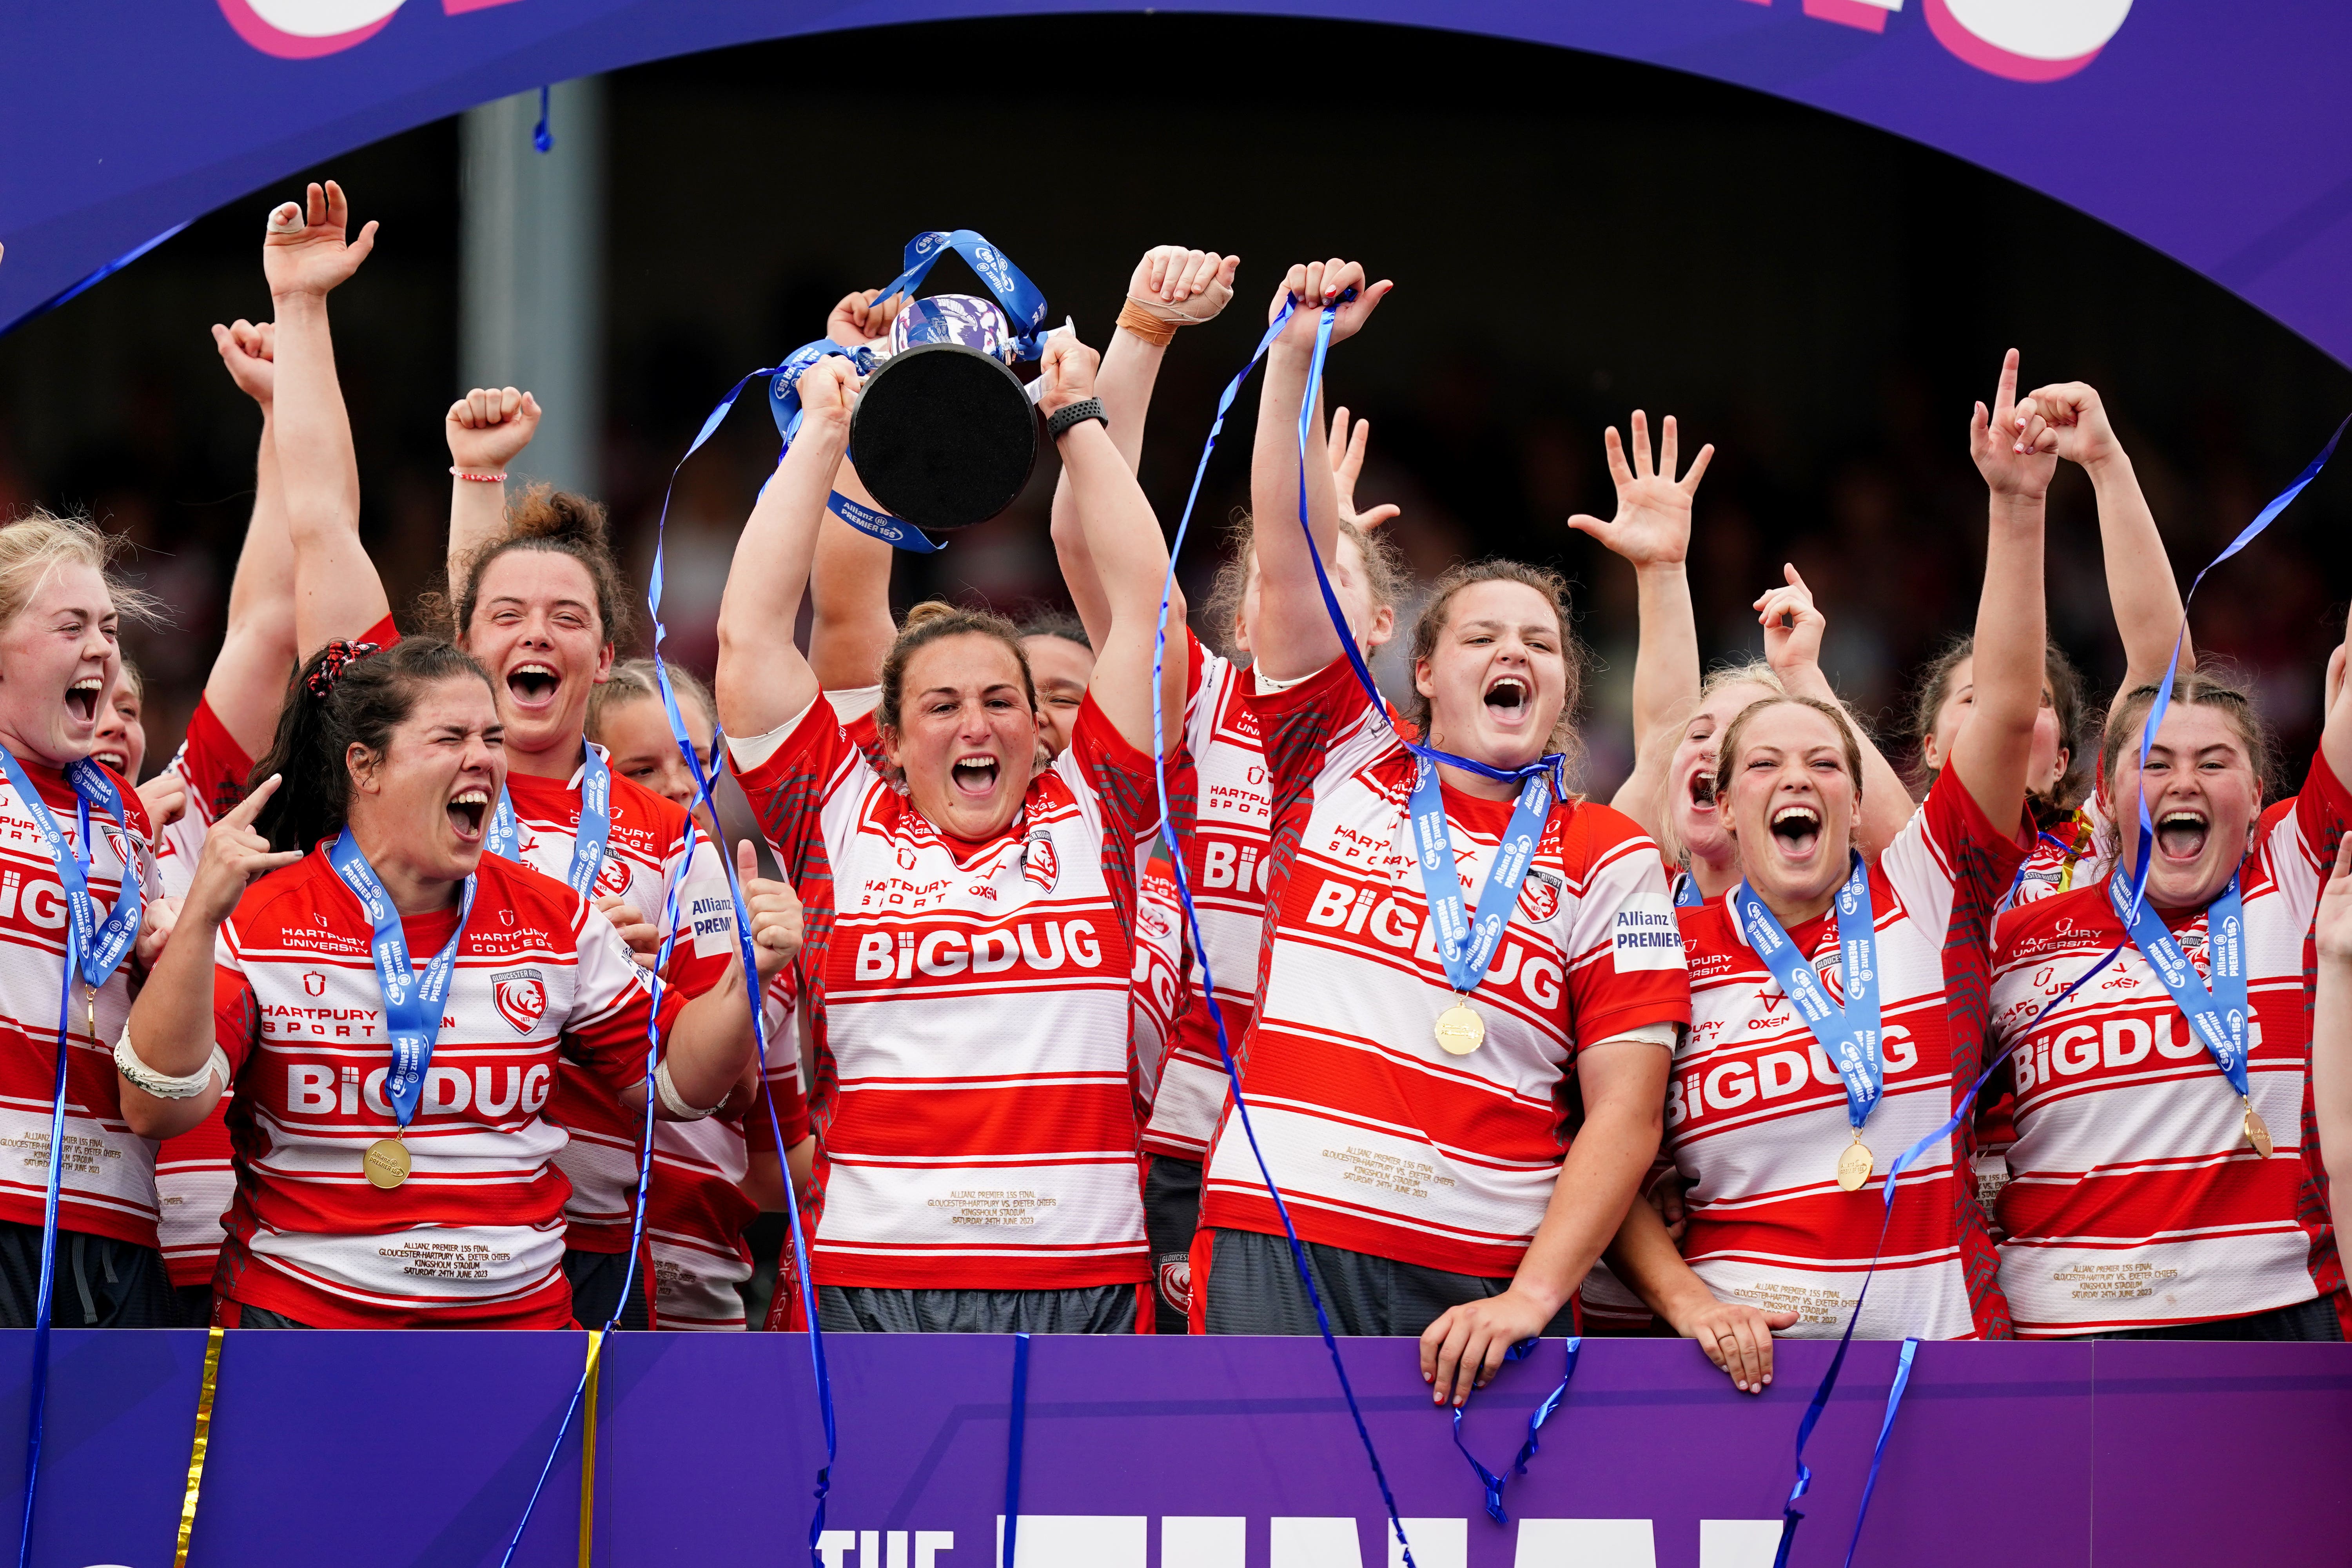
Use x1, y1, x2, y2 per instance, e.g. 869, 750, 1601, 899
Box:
209, 845, 686, 1328
1199, 659, 1691, 1278
730, 692, 1161, 1292
1987, 759, 2352, 1337
499, 750, 739, 1254
0, 760, 160, 1249
1131, 849, 1187, 1119
1667, 771, 2029, 1341
1142, 638, 1266, 1160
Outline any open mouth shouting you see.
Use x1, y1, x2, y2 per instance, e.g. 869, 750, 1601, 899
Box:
505, 661, 561, 713
950, 753, 1002, 800
1688, 765, 1717, 811
447, 787, 490, 843
1483, 673, 1534, 731
64, 676, 102, 728
2155, 807, 2209, 864
1769, 801, 1824, 860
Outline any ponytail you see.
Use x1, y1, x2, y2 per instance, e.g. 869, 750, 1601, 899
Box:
250, 638, 493, 855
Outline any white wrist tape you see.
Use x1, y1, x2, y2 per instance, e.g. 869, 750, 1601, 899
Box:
653, 1059, 718, 1121
114, 1033, 230, 1100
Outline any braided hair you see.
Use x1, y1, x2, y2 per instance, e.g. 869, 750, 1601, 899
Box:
250, 638, 494, 855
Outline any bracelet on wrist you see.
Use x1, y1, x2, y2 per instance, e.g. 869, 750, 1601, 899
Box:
1114, 300, 1179, 348
449, 466, 507, 484
1047, 398, 1109, 441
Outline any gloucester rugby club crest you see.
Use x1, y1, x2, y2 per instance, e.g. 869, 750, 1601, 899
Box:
1518, 866, 1563, 924
494, 971, 549, 1035
1023, 829, 1059, 891
595, 852, 633, 898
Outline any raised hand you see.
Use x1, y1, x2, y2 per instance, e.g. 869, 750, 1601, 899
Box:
183, 775, 303, 926
740, 840, 804, 978
210, 319, 277, 408
1755, 563, 1827, 679
445, 386, 542, 473
1327, 407, 1400, 531
1565, 410, 1713, 570
263, 180, 377, 301
593, 893, 659, 965
1033, 330, 1101, 417
795, 356, 862, 432
2014, 380, 2121, 470
1266, 258, 1393, 352
826, 288, 906, 350
1127, 246, 1240, 324
1970, 349, 2058, 501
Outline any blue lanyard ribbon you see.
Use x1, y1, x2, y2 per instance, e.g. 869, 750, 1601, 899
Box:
870, 229, 1051, 359
1733, 853, 1882, 1135
1671, 870, 1704, 909
1448, 1337, 1579, 1525
2112, 872, 2249, 1094
0, 746, 143, 1568
485, 744, 613, 899
1410, 758, 1555, 1000
326, 829, 475, 1133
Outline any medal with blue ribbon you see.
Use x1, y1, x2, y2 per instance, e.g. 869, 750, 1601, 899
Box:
1410, 757, 1559, 1054
2109, 871, 2267, 1154
326, 827, 477, 1188
485, 744, 613, 898
1732, 852, 1884, 1189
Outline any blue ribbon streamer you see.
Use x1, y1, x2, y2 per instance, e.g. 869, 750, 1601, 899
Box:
870, 229, 1052, 360
1145, 295, 1425, 1568
1840, 1337, 1918, 1568
1001, 1332, 1031, 1568
0, 222, 190, 339
1448, 1337, 1579, 1525
1776, 405, 2347, 1568
644, 370, 839, 1562
532, 85, 553, 154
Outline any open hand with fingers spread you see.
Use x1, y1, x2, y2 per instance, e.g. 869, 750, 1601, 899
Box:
740, 840, 804, 978
263, 180, 378, 301
1970, 349, 2058, 501
1327, 407, 1400, 532
183, 775, 305, 928
210, 319, 277, 408
446, 386, 541, 474
1565, 410, 1713, 571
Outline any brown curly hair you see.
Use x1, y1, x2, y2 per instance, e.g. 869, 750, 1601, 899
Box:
878, 601, 1038, 737
1405, 559, 1586, 777
434, 486, 637, 649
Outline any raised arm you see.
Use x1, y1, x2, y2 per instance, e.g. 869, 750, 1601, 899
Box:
2016, 380, 2190, 707
2319, 596, 2352, 788
714, 359, 856, 739
1952, 350, 2056, 833
1050, 247, 1238, 648
445, 386, 541, 591
1246, 260, 1392, 682
261, 181, 393, 657
1036, 335, 1184, 756
2314, 836, 2352, 1227
200, 319, 300, 757
809, 290, 906, 691
1753, 564, 1916, 859
1566, 412, 1713, 836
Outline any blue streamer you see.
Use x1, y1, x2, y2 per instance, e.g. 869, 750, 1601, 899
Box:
532, 85, 552, 154
1448, 1337, 1579, 1525
1001, 1332, 1031, 1568
1840, 1337, 1918, 1568
1145, 294, 1419, 1568
499, 811, 699, 1566
17, 937, 74, 1568
1776, 405, 2347, 1568
644, 371, 838, 1563
0, 222, 189, 338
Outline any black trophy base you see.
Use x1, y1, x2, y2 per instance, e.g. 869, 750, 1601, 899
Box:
849, 342, 1040, 532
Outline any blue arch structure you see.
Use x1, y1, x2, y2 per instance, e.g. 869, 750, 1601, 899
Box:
2, 2, 2348, 363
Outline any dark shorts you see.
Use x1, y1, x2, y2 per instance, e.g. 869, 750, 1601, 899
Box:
1203, 1227, 1578, 1339
174, 1283, 215, 1329
2083, 1294, 2345, 1342
1143, 1155, 1203, 1334
564, 1248, 653, 1331
817, 1283, 1137, 1334
0, 1221, 176, 1329
229, 1305, 318, 1330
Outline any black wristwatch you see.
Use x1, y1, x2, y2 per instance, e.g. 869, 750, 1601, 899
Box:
1047, 397, 1109, 440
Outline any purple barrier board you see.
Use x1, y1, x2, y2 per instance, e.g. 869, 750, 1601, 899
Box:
0, 1330, 2344, 1566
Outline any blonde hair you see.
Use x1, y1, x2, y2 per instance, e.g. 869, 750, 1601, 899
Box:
0, 509, 160, 633
1201, 510, 1407, 660
587, 658, 714, 741
1652, 659, 1784, 868
1712, 693, 1867, 824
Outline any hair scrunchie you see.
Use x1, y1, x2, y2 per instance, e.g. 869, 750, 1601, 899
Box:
305, 640, 381, 699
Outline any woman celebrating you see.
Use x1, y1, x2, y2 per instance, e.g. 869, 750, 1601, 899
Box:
1987, 620, 2352, 1339
1196, 259, 1688, 1406
0, 513, 171, 1326
1604, 351, 2051, 1388
116, 638, 796, 1328
718, 332, 1179, 1335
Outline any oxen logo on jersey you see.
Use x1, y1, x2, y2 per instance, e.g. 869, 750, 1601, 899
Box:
1519, 867, 1563, 924
1023, 829, 1059, 892
595, 852, 633, 898
303, 971, 325, 997
493, 970, 549, 1034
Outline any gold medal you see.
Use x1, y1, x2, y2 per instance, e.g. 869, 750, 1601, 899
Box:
2243, 1100, 2274, 1160
1433, 999, 1486, 1056
1837, 1138, 1875, 1192
363, 1137, 410, 1190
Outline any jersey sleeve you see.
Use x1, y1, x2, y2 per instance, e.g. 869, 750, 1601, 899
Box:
2268, 750, 2352, 924
728, 693, 865, 919
1245, 655, 1398, 829
1880, 766, 2035, 940
1560, 806, 1692, 1047
558, 896, 691, 1103
178, 697, 257, 825
1060, 692, 1165, 857
211, 924, 261, 1080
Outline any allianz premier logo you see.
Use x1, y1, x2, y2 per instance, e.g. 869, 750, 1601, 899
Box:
216, 0, 2134, 82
